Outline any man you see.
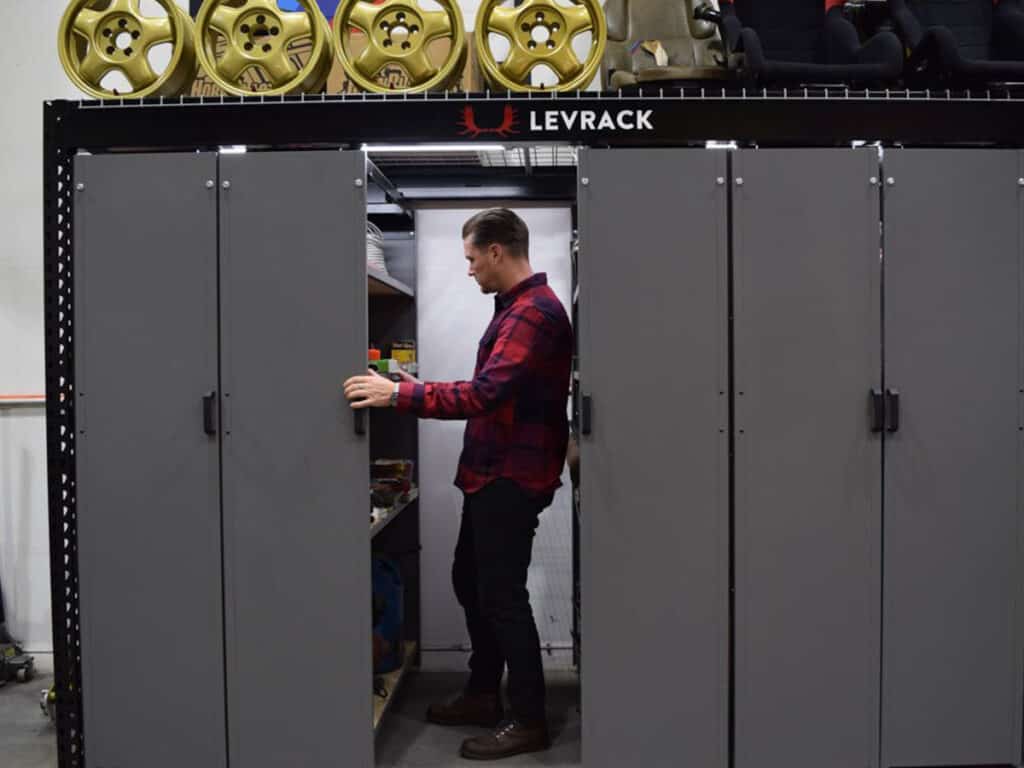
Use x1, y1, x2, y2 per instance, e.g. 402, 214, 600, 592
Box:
344, 208, 572, 761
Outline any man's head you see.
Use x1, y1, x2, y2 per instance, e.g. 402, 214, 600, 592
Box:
463, 208, 532, 295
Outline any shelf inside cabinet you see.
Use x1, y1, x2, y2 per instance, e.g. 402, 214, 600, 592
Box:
368, 268, 414, 298
373, 641, 418, 733
371, 487, 419, 539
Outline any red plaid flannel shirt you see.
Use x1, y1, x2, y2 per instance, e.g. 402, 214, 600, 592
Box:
396, 273, 572, 506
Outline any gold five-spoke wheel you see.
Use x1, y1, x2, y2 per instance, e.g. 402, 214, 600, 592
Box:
333, 0, 467, 93
475, 0, 606, 92
195, 0, 334, 96
58, 0, 197, 99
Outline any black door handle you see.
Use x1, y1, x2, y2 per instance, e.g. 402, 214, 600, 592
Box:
885, 389, 900, 433
870, 389, 884, 433
581, 395, 592, 436
203, 392, 218, 436
354, 408, 366, 436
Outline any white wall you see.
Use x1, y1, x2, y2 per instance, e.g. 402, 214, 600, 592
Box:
414, 206, 574, 656
0, 0, 188, 651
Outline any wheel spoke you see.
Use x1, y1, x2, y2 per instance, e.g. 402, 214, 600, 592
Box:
218, 46, 251, 81
348, 1, 379, 34
263, 51, 297, 84
279, 11, 312, 45
139, 16, 173, 47
500, 46, 534, 83
403, 49, 437, 84
72, 9, 103, 40
209, 4, 242, 36
562, 2, 594, 37
109, 0, 141, 13
355, 43, 388, 78
121, 54, 158, 89
548, 46, 583, 81
420, 10, 452, 43
488, 5, 519, 39
78, 50, 111, 85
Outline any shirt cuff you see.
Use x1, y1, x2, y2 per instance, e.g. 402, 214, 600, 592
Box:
396, 381, 424, 413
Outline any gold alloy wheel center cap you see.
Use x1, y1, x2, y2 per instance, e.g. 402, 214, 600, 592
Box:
235, 10, 283, 56
376, 7, 425, 55
516, 7, 565, 57
96, 14, 143, 62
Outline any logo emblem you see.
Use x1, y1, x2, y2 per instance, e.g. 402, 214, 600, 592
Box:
457, 106, 521, 139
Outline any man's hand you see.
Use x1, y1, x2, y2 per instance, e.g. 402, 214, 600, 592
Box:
343, 368, 422, 410
344, 369, 394, 409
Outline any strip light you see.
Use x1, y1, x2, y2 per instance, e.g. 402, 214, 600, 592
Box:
362, 143, 507, 154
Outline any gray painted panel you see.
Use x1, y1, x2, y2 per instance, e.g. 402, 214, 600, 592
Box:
733, 149, 882, 768
74, 153, 226, 768
882, 150, 1024, 767
219, 151, 373, 768
578, 149, 729, 768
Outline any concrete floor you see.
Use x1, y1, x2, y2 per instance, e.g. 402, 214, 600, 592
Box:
376, 668, 581, 767
0, 658, 579, 768
1, 654, 57, 768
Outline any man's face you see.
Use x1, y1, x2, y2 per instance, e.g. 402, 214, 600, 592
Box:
465, 238, 500, 294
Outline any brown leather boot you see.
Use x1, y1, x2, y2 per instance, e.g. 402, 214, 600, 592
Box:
460, 719, 551, 760
426, 691, 503, 728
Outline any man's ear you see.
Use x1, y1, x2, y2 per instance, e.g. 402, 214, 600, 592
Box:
489, 243, 503, 263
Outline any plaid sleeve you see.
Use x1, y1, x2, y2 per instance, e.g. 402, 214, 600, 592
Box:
396, 305, 545, 420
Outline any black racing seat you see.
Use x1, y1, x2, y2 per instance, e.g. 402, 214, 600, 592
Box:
717, 0, 904, 85
890, 0, 1024, 85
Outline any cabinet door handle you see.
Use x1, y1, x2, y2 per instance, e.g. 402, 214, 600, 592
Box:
885, 389, 900, 433
870, 389, 885, 433
203, 392, 218, 436
581, 395, 592, 436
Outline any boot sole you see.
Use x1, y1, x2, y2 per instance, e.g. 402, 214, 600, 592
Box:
460, 739, 552, 761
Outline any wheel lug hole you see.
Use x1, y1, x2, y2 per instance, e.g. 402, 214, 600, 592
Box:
551, 23, 560, 32
383, 38, 392, 47
244, 41, 254, 50
381, 21, 389, 29
241, 23, 250, 32
410, 24, 419, 33
124, 46, 133, 55
270, 27, 279, 35
528, 40, 537, 49
103, 28, 112, 37
401, 41, 410, 49
536, 12, 544, 21
256, 14, 266, 24
106, 46, 116, 54
547, 40, 555, 48
118, 18, 127, 28
262, 43, 271, 52
397, 12, 405, 21
131, 30, 140, 39
522, 22, 530, 31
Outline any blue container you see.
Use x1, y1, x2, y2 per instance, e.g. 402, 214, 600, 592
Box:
372, 555, 405, 674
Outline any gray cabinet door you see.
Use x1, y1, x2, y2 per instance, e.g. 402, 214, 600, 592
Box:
219, 151, 373, 768
74, 153, 226, 768
578, 148, 729, 768
733, 149, 882, 768
882, 150, 1024, 767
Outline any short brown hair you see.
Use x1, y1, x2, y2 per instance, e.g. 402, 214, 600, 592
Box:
462, 208, 529, 258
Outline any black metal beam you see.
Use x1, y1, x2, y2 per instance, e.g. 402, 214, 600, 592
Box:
46, 88, 1024, 151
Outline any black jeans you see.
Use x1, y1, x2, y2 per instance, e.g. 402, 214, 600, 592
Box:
453, 479, 546, 724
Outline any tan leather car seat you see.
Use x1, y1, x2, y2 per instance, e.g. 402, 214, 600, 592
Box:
602, 0, 730, 88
